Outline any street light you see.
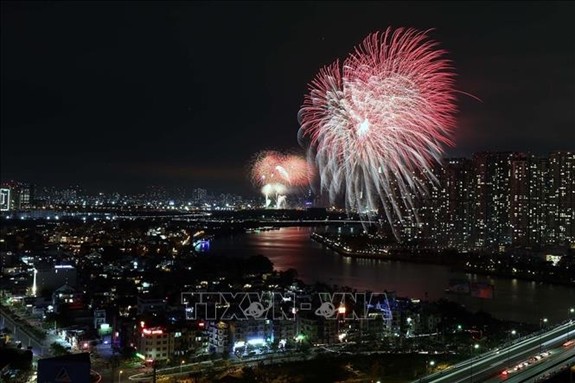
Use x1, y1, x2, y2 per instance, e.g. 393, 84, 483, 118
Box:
569, 308, 574, 340
470, 343, 479, 383
507, 329, 517, 369
180, 360, 185, 374
427, 360, 435, 374
540, 318, 548, 353
118, 370, 123, 383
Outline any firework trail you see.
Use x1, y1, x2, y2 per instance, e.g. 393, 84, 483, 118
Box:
261, 184, 273, 208
298, 27, 457, 234
250, 151, 313, 208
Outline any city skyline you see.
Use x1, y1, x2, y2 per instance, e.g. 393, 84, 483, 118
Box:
1, 149, 572, 196
2, 2, 574, 194
2, 150, 573, 253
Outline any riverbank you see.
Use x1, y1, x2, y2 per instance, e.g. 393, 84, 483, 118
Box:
310, 232, 575, 288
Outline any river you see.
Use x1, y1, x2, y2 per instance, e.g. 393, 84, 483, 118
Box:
206, 226, 574, 325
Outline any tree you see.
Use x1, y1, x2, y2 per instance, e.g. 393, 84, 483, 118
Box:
277, 268, 298, 285
50, 342, 70, 356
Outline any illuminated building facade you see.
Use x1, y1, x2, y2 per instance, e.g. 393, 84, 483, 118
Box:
208, 319, 297, 354
547, 152, 575, 245
138, 326, 174, 361
208, 321, 229, 354
402, 151, 574, 250
0, 181, 34, 211
0, 188, 10, 211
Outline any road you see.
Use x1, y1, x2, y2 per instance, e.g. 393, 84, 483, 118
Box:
2, 306, 50, 357
483, 345, 575, 383
127, 352, 316, 382
0, 305, 73, 358
412, 321, 575, 383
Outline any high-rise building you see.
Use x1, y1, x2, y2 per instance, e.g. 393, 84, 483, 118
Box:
0, 188, 10, 211
0, 181, 34, 210
473, 152, 521, 248
19, 184, 34, 208
192, 188, 207, 205
509, 155, 550, 246
423, 158, 475, 248
547, 152, 575, 245
401, 151, 574, 250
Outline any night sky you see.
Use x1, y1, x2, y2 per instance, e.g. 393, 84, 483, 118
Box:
1, 1, 574, 194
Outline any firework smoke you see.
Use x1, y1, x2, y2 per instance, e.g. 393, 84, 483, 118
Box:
298, 27, 457, 234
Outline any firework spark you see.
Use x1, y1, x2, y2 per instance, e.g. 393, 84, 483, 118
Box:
250, 151, 313, 208
298, 28, 457, 232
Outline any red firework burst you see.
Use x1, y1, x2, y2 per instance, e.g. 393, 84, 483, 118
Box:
282, 155, 314, 187
298, 27, 458, 228
250, 151, 284, 187
250, 151, 313, 188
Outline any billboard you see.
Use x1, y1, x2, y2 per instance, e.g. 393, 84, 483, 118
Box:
0, 188, 10, 211
37, 353, 90, 383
